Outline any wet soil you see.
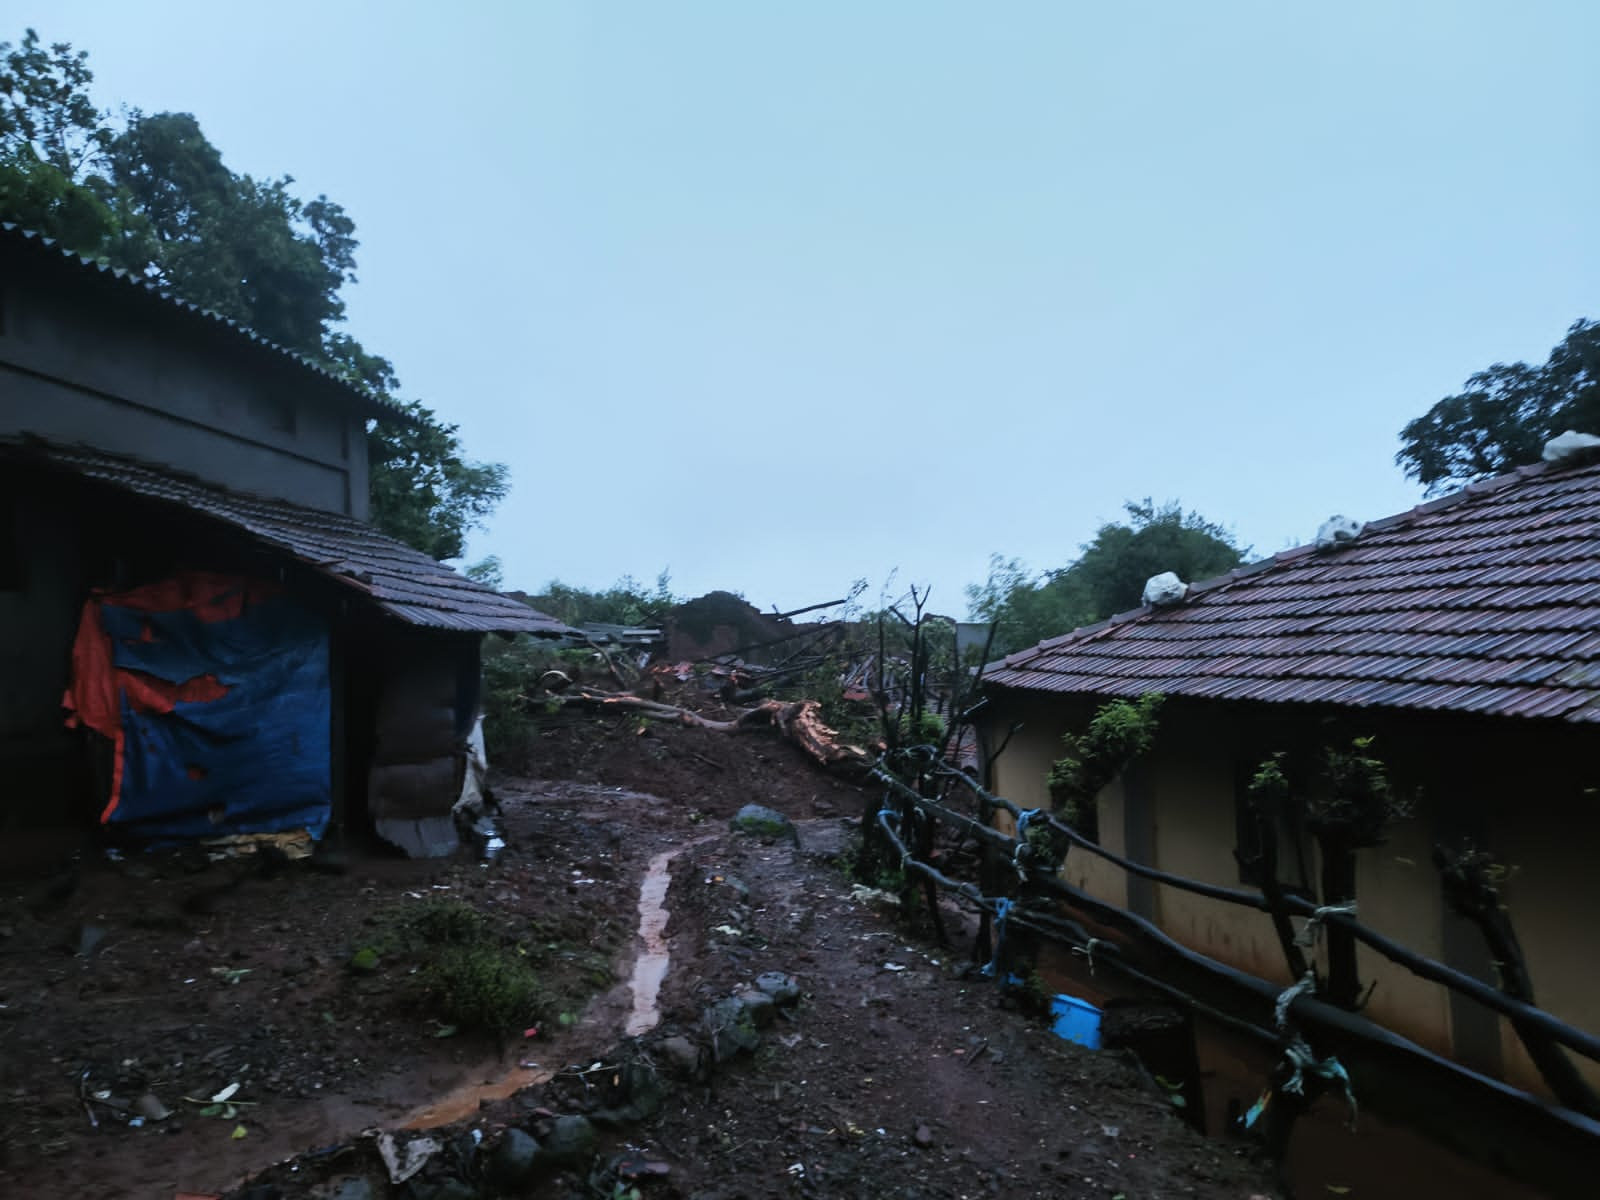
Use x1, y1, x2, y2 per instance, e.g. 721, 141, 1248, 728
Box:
0, 714, 1275, 1199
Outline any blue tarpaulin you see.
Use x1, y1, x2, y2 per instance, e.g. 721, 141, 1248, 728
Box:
65, 574, 331, 841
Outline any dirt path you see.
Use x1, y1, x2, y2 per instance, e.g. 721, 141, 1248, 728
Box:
0, 720, 1275, 1198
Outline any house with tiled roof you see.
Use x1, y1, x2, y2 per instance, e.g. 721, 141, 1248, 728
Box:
0, 224, 570, 858
979, 448, 1600, 1100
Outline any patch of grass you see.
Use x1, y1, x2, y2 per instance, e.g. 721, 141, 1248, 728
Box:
838, 831, 907, 895
421, 943, 545, 1036
373, 898, 545, 1035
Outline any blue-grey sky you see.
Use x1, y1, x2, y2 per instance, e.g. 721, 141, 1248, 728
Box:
38, 2, 1599, 614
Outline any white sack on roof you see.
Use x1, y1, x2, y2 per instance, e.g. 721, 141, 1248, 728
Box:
1542, 430, 1600, 463
1142, 571, 1188, 607
1316, 514, 1365, 550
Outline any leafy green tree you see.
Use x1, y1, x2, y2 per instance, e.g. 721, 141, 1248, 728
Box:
0, 26, 509, 563
1397, 319, 1600, 494
0, 28, 124, 257
523, 572, 677, 628
369, 400, 509, 562
969, 500, 1247, 656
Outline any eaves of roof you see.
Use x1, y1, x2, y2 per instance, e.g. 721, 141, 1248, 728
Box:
10, 440, 572, 638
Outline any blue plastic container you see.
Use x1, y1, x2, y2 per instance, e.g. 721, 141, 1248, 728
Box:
1050, 994, 1102, 1049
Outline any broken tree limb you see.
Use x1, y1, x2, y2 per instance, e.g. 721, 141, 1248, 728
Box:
541, 689, 871, 774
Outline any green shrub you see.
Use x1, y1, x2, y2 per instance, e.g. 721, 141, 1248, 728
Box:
422, 943, 545, 1035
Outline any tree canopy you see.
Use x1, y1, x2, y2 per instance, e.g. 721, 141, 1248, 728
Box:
1396, 319, 1600, 494
967, 499, 1248, 656
0, 27, 507, 562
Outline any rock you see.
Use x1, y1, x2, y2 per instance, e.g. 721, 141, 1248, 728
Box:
133, 1092, 172, 1122
330, 1179, 377, 1200
619, 1059, 667, 1118
488, 1128, 540, 1186
755, 972, 802, 1005
914, 1123, 934, 1148
795, 819, 848, 861
730, 804, 796, 841
735, 988, 777, 1028
702, 997, 761, 1061
657, 1035, 701, 1076
539, 1114, 596, 1166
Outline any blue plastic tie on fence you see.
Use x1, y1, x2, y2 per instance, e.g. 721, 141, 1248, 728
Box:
981, 897, 1014, 979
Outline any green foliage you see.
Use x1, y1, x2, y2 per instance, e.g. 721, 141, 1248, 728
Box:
1314, 736, 1411, 847
0, 26, 509, 562
464, 555, 505, 590
1047, 693, 1164, 830
838, 832, 906, 895
380, 899, 543, 1035
367, 399, 509, 561
968, 500, 1248, 656
526, 572, 676, 628
422, 943, 544, 1036
1247, 751, 1290, 812
1398, 319, 1600, 494
480, 633, 575, 768
897, 709, 946, 748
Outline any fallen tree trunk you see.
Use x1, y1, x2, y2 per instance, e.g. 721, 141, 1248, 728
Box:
541, 689, 872, 774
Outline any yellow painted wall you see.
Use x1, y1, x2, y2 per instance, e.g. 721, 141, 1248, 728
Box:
1492, 792, 1600, 1094
984, 694, 1125, 909
1144, 755, 1298, 987
1342, 814, 1453, 1054
982, 689, 1600, 1096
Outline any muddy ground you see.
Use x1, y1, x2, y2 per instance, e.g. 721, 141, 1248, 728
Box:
0, 710, 1277, 1199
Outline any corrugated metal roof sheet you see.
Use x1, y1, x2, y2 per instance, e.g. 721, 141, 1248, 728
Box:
15, 442, 572, 637
987, 456, 1600, 723
0, 223, 406, 423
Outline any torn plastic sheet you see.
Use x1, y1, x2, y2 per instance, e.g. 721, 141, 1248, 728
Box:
63, 572, 331, 842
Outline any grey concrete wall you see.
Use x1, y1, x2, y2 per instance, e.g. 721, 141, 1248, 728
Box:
0, 488, 85, 816
0, 270, 370, 518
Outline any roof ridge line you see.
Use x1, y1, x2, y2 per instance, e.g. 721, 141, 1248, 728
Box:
995, 455, 1599, 669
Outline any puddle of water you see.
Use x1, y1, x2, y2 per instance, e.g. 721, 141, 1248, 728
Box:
624, 845, 690, 1037
401, 1063, 556, 1130
401, 836, 703, 1130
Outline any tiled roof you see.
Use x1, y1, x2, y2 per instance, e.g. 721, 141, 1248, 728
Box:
986, 456, 1600, 723
0, 223, 406, 423
14, 442, 572, 637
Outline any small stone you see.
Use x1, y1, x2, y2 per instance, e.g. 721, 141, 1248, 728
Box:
702, 998, 761, 1061
913, 1124, 934, 1148
730, 805, 796, 841
539, 1114, 596, 1166
755, 972, 802, 1005
489, 1128, 540, 1185
657, 1035, 701, 1076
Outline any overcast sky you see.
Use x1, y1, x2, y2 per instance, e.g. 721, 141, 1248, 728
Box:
37, 1, 1599, 614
